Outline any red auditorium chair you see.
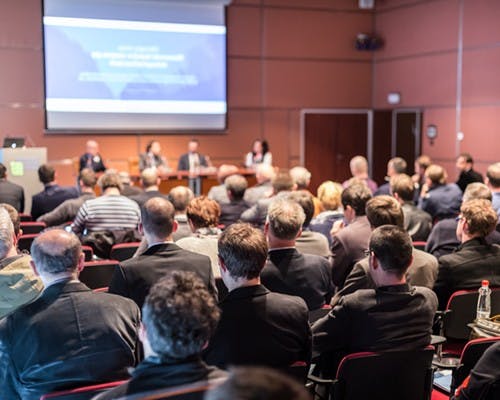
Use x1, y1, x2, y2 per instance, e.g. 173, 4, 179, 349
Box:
81, 245, 94, 262
78, 260, 120, 290
19, 213, 33, 222
40, 380, 127, 400
413, 241, 427, 251
109, 242, 141, 262
17, 233, 38, 253
20, 221, 46, 234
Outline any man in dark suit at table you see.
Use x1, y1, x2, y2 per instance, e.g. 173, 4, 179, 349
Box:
79, 140, 106, 173
31, 164, 79, 220
177, 139, 209, 171
204, 223, 311, 370
0, 163, 24, 213
108, 197, 217, 309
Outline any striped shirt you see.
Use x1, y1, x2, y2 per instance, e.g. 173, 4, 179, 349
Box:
72, 195, 140, 234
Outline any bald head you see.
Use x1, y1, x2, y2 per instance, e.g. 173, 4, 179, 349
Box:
350, 156, 369, 176
217, 164, 239, 183
168, 186, 194, 212
86, 140, 99, 156
255, 164, 276, 184
141, 197, 176, 240
31, 229, 82, 275
290, 166, 311, 189
141, 168, 159, 188
0, 208, 14, 259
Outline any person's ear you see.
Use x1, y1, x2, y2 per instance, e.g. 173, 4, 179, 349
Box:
295, 227, 303, 239
76, 253, 85, 274
264, 220, 270, 236
30, 260, 40, 276
139, 323, 147, 343
218, 256, 227, 272
138, 222, 144, 235
172, 219, 178, 233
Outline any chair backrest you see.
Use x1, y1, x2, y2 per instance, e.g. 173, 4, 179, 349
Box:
110, 242, 141, 262
20, 221, 46, 234
79, 260, 120, 290
81, 245, 94, 262
19, 213, 33, 222
17, 233, 38, 252
40, 380, 127, 400
283, 361, 309, 384
413, 241, 427, 251
333, 347, 434, 400
444, 289, 500, 340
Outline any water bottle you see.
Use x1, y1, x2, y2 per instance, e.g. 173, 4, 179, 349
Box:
476, 280, 491, 320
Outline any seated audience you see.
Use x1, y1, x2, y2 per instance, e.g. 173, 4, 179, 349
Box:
109, 197, 216, 309
139, 140, 170, 174
312, 225, 438, 376
453, 341, 500, 400
331, 196, 438, 306
177, 196, 222, 278
37, 168, 96, 227
330, 183, 372, 289
412, 154, 432, 201
485, 162, 500, 217
288, 191, 330, 257
205, 367, 310, 400
390, 173, 432, 241
177, 139, 209, 171
243, 164, 275, 205
94, 271, 226, 400
0, 163, 24, 213
31, 164, 79, 220
244, 139, 273, 169
456, 152, 483, 192
169, 185, 195, 241
207, 164, 239, 205
0, 207, 43, 319
425, 183, 500, 258
374, 157, 407, 196
309, 181, 344, 246
343, 155, 378, 194
79, 140, 106, 173
219, 174, 250, 228
118, 171, 142, 197
433, 198, 500, 309
129, 168, 168, 207
418, 164, 462, 221
262, 198, 333, 310
241, 170, 294, 229
0, 229, 140, 400
290, 166, 322, 216
204, 223, 311, 369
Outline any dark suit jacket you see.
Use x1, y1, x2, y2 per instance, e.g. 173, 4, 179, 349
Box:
31, 184, 79, 220
37, 193, 95, 226
418, 183, 462, 221
0, 280, 140, 400
402, 202, 433, 241
434, 237, 500, 309
204, 284, 311, 369
129, 190, 168, 208
219, 199, 250, 227
330, 216, 371, 289
177, 153, 208, 171
262, 248, 334, 310
79, 153, 106, 172
456, 168, 483, 192
108, 242, 217, 309
374, 182, 391, 197
0, 179, 25, 212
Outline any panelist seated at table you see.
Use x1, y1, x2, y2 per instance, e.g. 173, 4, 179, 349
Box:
177, 139, 210, 172
79, 140, 106, 173
244, 139, 273, 169
139, 140, 170, 174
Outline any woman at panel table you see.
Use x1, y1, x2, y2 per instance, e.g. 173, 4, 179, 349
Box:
139, 140, 170, 174
244, 139, 273, 169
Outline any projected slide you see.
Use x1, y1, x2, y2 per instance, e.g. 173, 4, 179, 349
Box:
43, 15, 227, 131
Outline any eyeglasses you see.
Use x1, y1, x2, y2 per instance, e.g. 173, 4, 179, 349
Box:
455, 215, 464, 222
364, 249, 373, 257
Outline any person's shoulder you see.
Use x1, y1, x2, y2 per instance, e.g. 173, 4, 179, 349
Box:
92, 290, 140, 312
301, 252, 330, 266
413, 248, 438, 264
412, 286, 438, 306
267, 290, 308, 311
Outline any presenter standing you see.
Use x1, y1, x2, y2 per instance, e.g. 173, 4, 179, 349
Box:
139, 140, 170, 174
244, 139, 272, 169
177, 139, 210, 195
79, 140, 106, 173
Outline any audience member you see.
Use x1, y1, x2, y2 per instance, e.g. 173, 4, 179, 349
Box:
374, 157, 407, 196
241, 169, 294, 229
331, 196, 438, 306
109, 197, 216, 309
290, 166, 322, 216
37, 168, 97, 227
119, 171, 143, 197
204, 223, 311, 369
418, 164, 462, 221
0, 203, 22, 238
262, 198, 333, 310
0, 229, 140, 400
309, 181, 344, 246
205, 367, 311, 400
412, 155, 432, 200
312, 225, 438, 376
0, 207, 42, 319
219, 174, 250, 227
177, 139, 209, 171
95, 271, 226, 400
433, 198, 500, 309
243, 164, 275, 205
343, 155, 378, 194
0, 163, 24, 213
456, 152, 483, 192
390, 173, 432, 241
168, 185, 194, 241
31, 164, 79, 220
177, 196, 222, 278
486, 162, 500, 217
139, 140, 170, 174
207, 164, 239, 205
129, 168, 168, 207
79, 140, 106, 172
329, 183, 372, 289
425, 183, 500, 258
244, 139, 273, 169
288, 191, 330, 257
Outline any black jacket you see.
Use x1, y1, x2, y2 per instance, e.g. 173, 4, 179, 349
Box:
108, 242, 217, 309
456, 169, 483, 192
31, 184, 79, 220
177, 153, 208, 171
0, 179, 24, 212
0, 280, 140, 400
79, 153, 106, 172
